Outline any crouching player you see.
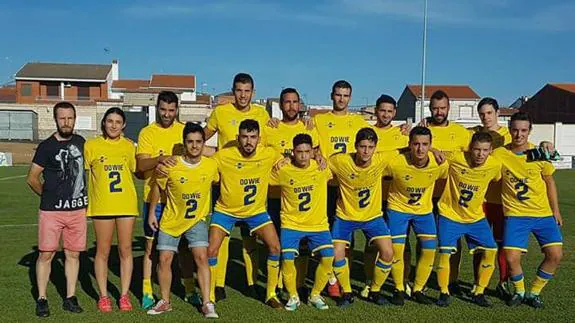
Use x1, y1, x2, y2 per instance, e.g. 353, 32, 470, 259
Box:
435, 132, 502, 307
493, 112, 563, 308
147, 122, 219, 318
270, 133, 333, 311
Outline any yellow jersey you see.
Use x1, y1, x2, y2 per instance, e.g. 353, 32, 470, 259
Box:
84, 136, 138, 217
492, 145, 555, 217
329, 151, 397, 222
373, 125, 408, 201
386, 152, 449, 215
270, 161, 331, 232
206, 103, 270, 149
314, 112, 368, 157
469, 125, 512, 204
428, 122, 471, 152
437, 152, 502, 223
136, 121, 185, 203
213, 146, 282, 217
155, 157, 219, 236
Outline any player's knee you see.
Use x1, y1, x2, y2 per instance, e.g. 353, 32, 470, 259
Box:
268, 243, 281, 256
193, 250, 208, 265
118, 244, 132, 260
38, 251, 54, 263
505, 251, 521, 266
64, 250, 80, 260
96, 247, 111, 260
379, 247, 394, 262
334, 246, 346, 261
545, 247, 563, 265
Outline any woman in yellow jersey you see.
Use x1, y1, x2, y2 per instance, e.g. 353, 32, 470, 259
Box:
84, 108, 139, 312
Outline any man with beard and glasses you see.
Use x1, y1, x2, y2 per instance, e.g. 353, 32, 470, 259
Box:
27, 101, 88, 317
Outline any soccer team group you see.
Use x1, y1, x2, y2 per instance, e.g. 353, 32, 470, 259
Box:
27, 73, 564, 319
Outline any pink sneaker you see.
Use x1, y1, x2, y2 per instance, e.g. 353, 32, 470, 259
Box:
146, 299, 172, 315
119, 294, 133, 311
98, 296, 113, 313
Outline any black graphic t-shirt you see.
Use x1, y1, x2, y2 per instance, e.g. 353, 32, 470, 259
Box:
32, 134, 88, 211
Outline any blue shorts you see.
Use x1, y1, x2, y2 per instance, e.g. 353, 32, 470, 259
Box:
157, 220, 209, 251
503, 216, 563, 252
267, 198, 281, 234
281, 228, 333, 259
210, 211, 273, 235
332, 216, 390, 246
143, 202, 165, 239
438, 216, 497, 254
387, 209, 437, 244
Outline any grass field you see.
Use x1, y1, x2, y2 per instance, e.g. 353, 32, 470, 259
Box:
0, 166, 573, 322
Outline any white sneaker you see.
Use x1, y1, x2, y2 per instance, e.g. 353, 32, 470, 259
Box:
309, 295, 329, 310
202, 302, 219, 319
146, 299, 172, 315
284, 296, 300, 311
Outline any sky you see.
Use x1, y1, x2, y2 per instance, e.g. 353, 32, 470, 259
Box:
0, 0, 573, 106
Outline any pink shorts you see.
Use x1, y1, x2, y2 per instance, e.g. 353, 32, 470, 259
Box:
38, 209, 87, 252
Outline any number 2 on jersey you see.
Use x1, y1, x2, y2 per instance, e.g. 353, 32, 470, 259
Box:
334, 143, 347, 154
515, 182, 529, 201
298, 192, 311, 211
185, 199, 198, 219
108, 171, 122, 193
244, 184, 257, 205
358, 189, 370, 208
407, 193, 422, 205
458, 189, 474, 208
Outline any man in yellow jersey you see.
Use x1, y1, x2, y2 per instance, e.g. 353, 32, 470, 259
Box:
264, 88, 320, 299
361, 94, 409, 298
493, 112, 563, 309
207, 119, 284, 308
386, 126, 448, 306
146, 123, 219, 318
313, 80, 369, 297
270, 134, 333, 311
204, 73, 270, 300
435, 132, 502, 308
329, 128, 397, 307
136, 91, 197, 309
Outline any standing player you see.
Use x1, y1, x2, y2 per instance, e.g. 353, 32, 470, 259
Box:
386, 126, 448, 305
329, 128, 397, 307
136, 91, 197, 309
84, 108, 138, 312
204, 73, 270, 300
270, 134, 333, 311
435, 132, 502, 307
27, 102, 87, 317
146, 123, 219, 318
362, 94, 409, 297
493, 112, 563, 308
207, 119, 284, 308
313, 80, 369, 296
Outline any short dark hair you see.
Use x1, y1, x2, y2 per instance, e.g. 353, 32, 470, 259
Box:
331, 80, 352, 95
477, 97, 499, 112
375, 94, 396, 109
355, 127, 378, 146
156, 91, 179, 108
280, 88, 300, 103
239, 119, 260, 134
293, 133, 312, 148
53, 101, 76, 120
509, 111, 532, 130
430, 90, 449, 102
101, 107, 126, 137
183, 122, 205, 142
470, 131, 493, 146
409, 126, 432, 142
232, 73, 254, 90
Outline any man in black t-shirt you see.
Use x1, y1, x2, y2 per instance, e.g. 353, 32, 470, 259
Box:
27, 102, 87, 317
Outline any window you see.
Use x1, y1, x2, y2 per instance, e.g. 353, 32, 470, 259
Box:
459, 106, 473, 119
78, 85, 90, 99
46, 84, 59, 97
21, 84, 32, 96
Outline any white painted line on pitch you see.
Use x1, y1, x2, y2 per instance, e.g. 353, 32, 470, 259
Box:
0, 174, 26, 181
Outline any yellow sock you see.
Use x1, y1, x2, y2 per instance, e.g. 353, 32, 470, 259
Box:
510, 273, 525, 296
295, 255, 309, 288
370, 258, 392, 292
311, 256, 334, 297
413, 248, 436, 292
363, 245, 378, 284
333, 258, 352, 293
437, 252, 451, 294
391, 243, 406, 291
243, 236, 259, 286
143, 278, 153, 295
530, 268, 553, 296
474, 249, 496, 295
282, 259, 298, 297
215, 236, 230, 287
208, 257, 218, 303
266, 255, 281, 301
